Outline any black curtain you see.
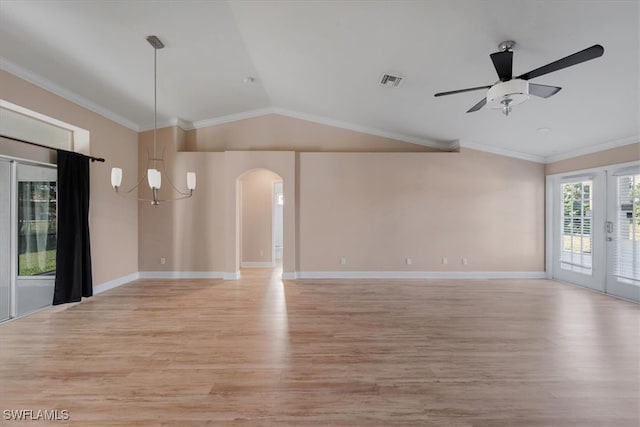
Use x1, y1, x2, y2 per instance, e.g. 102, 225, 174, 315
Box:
53, 150, 93, 305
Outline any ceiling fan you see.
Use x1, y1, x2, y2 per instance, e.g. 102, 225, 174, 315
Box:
434, 41, 604, 116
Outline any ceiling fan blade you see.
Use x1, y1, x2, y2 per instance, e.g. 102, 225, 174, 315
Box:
434, 85, 491, 97
529, 83, 562, 98
466, 98, 486, 113
516, 44, 604, 81
490, 51, 513, 81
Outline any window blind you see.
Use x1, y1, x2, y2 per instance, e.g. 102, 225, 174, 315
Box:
560, 179, 593, 275
613, 174, 640, 284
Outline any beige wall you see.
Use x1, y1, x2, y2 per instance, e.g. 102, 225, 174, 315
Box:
546, 142, 640, 175
5, 65, 617, 281
137, 127, 226, 272
137, 151, 226, 272
0, 70, 139, 286
240, 169, 282, 264
186, 114, 442, 152
136, 147, 296, 275
138, 119, 546, 275
299, 149, 545, 272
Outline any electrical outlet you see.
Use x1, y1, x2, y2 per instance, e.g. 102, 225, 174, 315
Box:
340, 257, 347, 265
462, 258, 468, 265
260, 249, 264, 256
160, 257, 166, 265
406, 258, 412, 265
442, 257, 448, 265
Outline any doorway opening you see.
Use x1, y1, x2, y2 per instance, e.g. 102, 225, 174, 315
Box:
238, 169, 283, 269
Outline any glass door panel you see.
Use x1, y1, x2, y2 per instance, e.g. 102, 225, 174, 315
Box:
553, 173, 605, 292
16, 163, 56, 316
0, 159, 11, 322
607, 170, 640, 301
560, 180, 593, 275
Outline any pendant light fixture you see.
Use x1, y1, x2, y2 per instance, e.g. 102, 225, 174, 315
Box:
111, 35, 196, 206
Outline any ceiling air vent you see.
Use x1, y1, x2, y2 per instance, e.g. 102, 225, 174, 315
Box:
380, 73, 403, 88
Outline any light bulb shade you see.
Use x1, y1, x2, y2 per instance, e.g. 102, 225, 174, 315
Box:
187, 172, 196, 190
486, 79, 529, 109
147, 168, 161, 189
111, 167, 123, 188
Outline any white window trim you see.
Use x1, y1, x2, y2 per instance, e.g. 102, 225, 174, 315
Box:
0, 100, 89, 155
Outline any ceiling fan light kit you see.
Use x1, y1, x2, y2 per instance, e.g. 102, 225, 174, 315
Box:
434, 40, 604, 116
486, 79, 529, 116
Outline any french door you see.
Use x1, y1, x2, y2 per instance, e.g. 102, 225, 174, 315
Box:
606, 167, 640, 301
553, 173, 605, 291
550, 162, 640, 302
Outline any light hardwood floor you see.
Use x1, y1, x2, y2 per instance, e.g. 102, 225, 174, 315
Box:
1, 268, 639, 426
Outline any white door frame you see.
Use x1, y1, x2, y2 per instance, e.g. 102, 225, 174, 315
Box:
549, 172, 605, 291
272, 180, 283, 265
547, 160, 640, 301
605, 164, 640, 302
0, 156, 58, 322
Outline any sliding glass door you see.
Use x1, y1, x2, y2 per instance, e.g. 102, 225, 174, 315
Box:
16, 163, 57, 316
0, 159, 57, 322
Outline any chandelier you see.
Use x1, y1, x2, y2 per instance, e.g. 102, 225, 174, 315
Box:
110, 35, 196, 206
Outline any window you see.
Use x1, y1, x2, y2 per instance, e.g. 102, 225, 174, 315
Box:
18, 181, 57, 276
560, 180, 593, 275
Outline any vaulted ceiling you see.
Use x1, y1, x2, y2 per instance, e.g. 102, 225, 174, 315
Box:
0, 0, 638, 161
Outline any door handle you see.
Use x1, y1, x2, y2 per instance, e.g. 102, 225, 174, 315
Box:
605, 221, 614, 233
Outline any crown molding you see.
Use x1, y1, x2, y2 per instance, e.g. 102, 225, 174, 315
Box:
177, 118, 195, 131
192, 107, 451, 150
139, 117, 196, 132
191, 108, 275, 129
0, 56, 140, 132
543, 135, 639, 164
4, 55, 633, 160
271, 108, 451, 150
458, 139, 546, 163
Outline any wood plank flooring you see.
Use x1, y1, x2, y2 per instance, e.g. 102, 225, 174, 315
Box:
1, 268, 639, 426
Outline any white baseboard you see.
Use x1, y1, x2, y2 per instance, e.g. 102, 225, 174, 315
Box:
138, 271, 225, 279
223, 271, 241, 280
93, 272, 140, 294
92, 270, 545, 289
294, 271, 547, 280
241, 262, 275, 268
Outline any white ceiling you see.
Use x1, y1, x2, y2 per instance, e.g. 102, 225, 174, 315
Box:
0, 0, 638, 161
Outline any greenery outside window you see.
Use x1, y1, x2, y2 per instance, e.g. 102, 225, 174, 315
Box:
18, 181, 57, 276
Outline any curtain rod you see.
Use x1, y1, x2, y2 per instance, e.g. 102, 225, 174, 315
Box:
0, 134, 105, 162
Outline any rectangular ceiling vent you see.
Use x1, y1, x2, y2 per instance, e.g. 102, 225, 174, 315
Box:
380, 73, 403, 88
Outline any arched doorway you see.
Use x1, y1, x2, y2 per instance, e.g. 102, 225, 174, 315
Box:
223, 151, 296, 280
